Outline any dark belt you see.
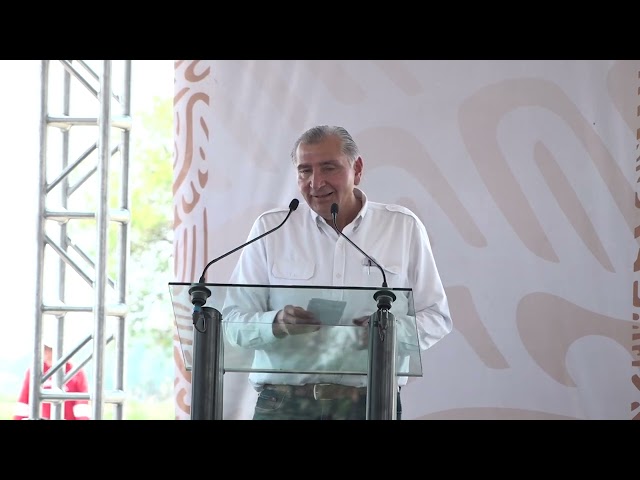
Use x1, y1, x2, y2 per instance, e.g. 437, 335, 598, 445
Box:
262, 383, 367, 401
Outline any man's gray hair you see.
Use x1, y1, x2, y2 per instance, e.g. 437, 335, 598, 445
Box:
290, 125, 359, 165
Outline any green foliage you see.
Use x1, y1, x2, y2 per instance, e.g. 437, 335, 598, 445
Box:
130, 96, 174, 251
126, 96, 174, 348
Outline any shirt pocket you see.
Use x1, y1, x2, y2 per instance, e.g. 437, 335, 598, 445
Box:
271, 259, 315, 283
361, 257, 403, 286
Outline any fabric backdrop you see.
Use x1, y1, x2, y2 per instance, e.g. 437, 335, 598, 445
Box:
171, 60, 640, 420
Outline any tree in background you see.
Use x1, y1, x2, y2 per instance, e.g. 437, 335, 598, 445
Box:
128, 96, 174, 344
124, 95, 174, 402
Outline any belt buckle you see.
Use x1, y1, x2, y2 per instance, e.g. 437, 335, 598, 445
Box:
313, 383, 332, 401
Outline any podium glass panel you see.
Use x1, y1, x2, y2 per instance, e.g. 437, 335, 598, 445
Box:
169, 282, 422, 378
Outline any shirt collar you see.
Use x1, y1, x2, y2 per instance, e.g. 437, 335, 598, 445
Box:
353, 188, 368, 230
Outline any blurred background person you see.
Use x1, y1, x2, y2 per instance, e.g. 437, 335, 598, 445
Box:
13, 322, 90, 420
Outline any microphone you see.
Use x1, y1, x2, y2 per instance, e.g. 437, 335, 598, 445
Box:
189, 198, 300, 310
330, 202, 388, 287
330, 202, 396, 309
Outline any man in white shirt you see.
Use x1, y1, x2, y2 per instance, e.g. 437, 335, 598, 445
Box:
222, 125, 452, 420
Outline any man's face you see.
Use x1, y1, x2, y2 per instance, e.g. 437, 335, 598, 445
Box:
295, 135, 362, 220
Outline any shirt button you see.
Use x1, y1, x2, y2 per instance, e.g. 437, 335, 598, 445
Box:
336, 273, 342, 279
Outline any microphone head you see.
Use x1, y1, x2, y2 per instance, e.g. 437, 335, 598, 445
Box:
330, 203, 339, 215
289, 199, 300, 211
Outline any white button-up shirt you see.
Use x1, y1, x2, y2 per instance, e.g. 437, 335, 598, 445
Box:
223, 188, 452, 388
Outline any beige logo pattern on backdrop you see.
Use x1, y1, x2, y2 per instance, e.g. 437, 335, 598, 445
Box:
172, 60, 640, 420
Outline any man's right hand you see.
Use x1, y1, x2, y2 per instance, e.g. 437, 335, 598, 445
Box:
273, 305, 322, 338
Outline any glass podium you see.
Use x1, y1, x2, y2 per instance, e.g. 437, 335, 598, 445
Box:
169, 282, 423, 420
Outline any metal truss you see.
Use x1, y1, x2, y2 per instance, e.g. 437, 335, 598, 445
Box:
31, 60, 131, 420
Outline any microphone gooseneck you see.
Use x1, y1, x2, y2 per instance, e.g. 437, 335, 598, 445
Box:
330, 202, 389, 288
189, 198, 300, 325
330, 202, 396, 311
198, 198, 299, 283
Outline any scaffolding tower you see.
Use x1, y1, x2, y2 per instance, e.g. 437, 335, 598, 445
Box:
30, 60, 131, 420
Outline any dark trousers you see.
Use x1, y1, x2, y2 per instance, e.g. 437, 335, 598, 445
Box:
252, 385, 402, 420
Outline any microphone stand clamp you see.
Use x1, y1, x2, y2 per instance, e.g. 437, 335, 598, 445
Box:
373, 289, 396, 312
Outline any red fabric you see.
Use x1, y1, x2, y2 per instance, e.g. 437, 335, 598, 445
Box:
13, 362, 90, 420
